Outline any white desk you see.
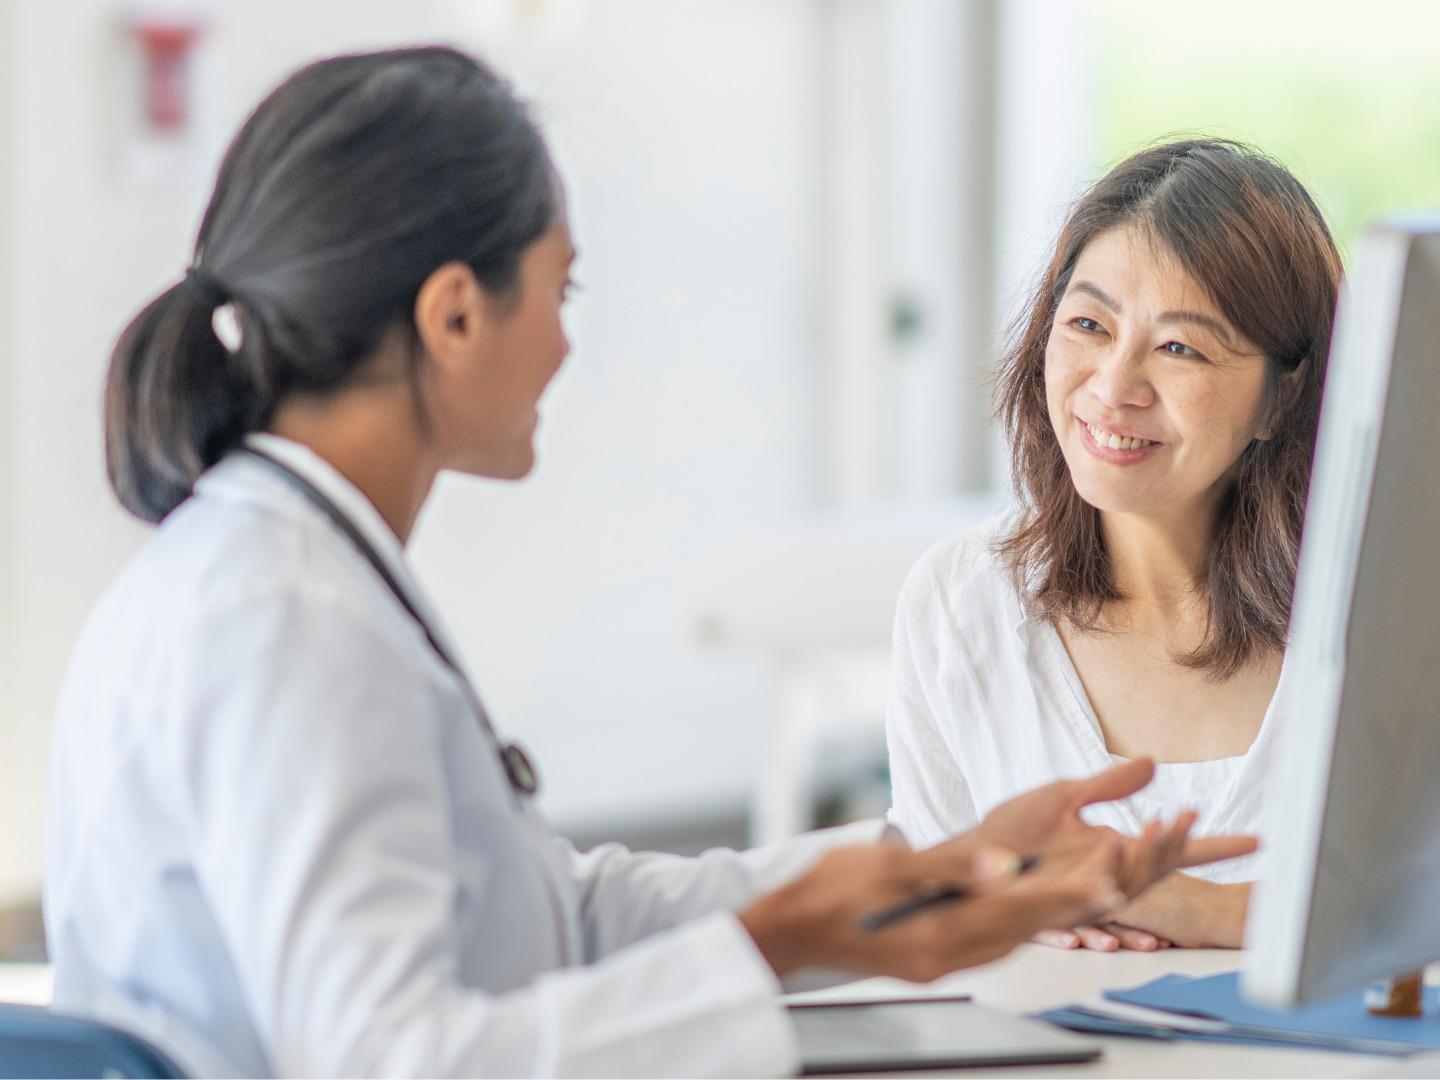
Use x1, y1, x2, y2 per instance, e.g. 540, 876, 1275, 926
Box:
0, 962, 52, 1006
7, 953, 1434, 1076
788, 945, 1427, 1078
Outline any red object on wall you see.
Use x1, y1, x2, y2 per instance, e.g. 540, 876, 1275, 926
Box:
133, 21, 203, 133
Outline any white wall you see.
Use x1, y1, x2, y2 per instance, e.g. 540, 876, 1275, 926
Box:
0, 0, 825, 900
0, 0, 22, 901
817, 0, 1094, 506
408, 0, 826, 829
989, 0, 1096, 486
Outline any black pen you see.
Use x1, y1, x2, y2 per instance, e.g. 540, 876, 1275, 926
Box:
858, 854, 1040, 933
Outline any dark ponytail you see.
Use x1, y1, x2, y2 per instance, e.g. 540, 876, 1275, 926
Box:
105, 47, 556, 522
105, 281, 260, 522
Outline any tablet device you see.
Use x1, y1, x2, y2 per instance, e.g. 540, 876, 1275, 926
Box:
788, 996, 1103, 1074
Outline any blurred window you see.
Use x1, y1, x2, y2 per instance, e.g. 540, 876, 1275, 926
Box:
1095, 0, 1440, 250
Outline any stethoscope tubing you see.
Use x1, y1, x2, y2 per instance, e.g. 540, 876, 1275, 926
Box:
240, 446, 541, 803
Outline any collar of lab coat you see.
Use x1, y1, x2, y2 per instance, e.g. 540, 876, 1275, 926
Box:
227, 432, 469, 674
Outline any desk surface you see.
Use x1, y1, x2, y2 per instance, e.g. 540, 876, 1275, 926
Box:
788, 945, 1423, 1078
0, 962, 51, 1006
6, 952, 1431, 1077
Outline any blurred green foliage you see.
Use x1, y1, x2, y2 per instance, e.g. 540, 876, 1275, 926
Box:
1095, 0, 1440, 254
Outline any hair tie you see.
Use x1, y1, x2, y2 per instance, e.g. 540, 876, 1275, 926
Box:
183, 265, 243, 352
184, 265, 229, 312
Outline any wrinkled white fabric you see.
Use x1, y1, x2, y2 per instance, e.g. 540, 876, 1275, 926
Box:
45, 434, 880, 1078
885, 519, 1275, 885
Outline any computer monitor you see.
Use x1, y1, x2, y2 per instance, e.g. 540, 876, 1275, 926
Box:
1245, 217, 1440, 1006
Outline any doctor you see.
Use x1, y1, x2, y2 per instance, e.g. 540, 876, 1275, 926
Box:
44, 46, 1255, 1078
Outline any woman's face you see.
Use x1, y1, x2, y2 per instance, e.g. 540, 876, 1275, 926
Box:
1044, 225, 1270, 523
431, 202, 577, 482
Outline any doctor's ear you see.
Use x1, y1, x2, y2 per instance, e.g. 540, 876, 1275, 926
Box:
413, 262, 493, 371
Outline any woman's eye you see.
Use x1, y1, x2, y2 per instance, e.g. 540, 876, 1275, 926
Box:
1072, 317, 1103, 333
1163, 340, 1199, 358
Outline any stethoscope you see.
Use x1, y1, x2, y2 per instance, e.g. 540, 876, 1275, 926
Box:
242, 445, 541, 804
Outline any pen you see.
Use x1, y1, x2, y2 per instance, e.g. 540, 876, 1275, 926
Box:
858, 854, 1040, 933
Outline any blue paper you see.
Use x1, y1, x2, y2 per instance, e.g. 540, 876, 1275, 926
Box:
1035, 1006, 1413, 1056
1106, 972, 1440, 1051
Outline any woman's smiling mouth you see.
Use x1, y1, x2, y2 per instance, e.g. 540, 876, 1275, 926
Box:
1079, 417, 1164, 463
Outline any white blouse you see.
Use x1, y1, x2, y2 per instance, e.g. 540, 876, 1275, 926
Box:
884, 518, 1276, 885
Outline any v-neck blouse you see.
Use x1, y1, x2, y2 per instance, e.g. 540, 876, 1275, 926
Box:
884, 518, 1275, 884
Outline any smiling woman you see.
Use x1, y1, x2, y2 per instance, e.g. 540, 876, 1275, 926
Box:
885, 138, 1342, 953
1000, 140, 1340, 677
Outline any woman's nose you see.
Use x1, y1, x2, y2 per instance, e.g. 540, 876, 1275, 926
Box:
1087, 345, 1154, 410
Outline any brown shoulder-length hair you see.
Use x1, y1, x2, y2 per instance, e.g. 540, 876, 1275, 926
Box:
994, 138, 1342, 680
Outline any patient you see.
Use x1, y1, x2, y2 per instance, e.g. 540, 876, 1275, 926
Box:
886, 139, 1341, 950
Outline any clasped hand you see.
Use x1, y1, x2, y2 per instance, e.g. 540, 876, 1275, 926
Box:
738, 757, 1255, 981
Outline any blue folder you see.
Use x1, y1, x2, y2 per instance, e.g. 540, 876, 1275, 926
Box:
1034, 1005, 1415, 1055
1037, 971, 1440, 1057
1107, 971, 1440, 1050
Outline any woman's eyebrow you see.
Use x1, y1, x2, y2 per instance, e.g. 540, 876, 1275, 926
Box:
1067, 280, 1122, 312
1068, 280, 1241, 350
1156, 309, 1238, 348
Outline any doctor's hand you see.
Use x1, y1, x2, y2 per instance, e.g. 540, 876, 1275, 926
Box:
737, 832, 1129, 982
969, 757, 1258, 900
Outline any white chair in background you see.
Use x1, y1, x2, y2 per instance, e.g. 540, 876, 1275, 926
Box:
689, 496, 1006, 845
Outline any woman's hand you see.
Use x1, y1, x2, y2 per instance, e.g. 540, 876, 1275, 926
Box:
738, 833, 1129, 981
1094, 875, 1251, 949
1033, 924, 1173, 952
1034, 877, 1250, 951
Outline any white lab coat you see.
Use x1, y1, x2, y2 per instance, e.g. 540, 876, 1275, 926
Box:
44, 435, 880, 1078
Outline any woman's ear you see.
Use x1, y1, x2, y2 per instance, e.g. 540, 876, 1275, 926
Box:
413, 262, 489, 373
1258, 362, 1307, 442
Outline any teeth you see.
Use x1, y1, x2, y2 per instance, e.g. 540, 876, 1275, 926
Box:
1086, 422, 1154, 451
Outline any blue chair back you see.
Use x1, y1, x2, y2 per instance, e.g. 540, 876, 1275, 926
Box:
0, 1003, 185, 1078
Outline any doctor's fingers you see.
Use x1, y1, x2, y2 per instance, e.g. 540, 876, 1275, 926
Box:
1064, 756, 1157, 810
926, 837, 1129, 949
772, 842, 1016, 932
1113, 819, 1171, 896
1114, 814, 1199, 896
889, 871, 1131, 981
1172, 831, 1260, 871
813, 840, 1027, 904
1115, 811, 1250, 897
903, 839, 1027, 894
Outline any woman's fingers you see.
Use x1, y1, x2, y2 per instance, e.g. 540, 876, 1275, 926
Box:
1101, 922, 1163, 951
1036, 923, 1162, 951
1073, 924, 1119, 951
1033, 929, 1081, 949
